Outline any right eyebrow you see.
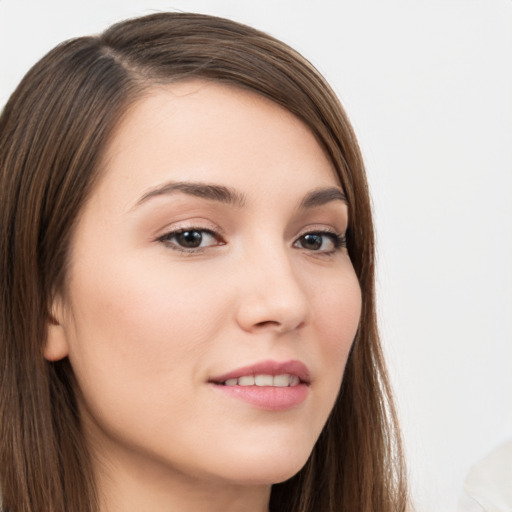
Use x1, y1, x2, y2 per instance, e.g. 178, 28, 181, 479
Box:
132, 181, 247, 210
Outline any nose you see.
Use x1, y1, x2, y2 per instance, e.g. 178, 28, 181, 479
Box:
234, 247, 309, 335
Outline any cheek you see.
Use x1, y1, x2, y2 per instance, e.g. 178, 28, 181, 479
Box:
327, 276, 361, 354
62, 256, 236, 468
310, 265, 362, 388
64, 254, 229, 405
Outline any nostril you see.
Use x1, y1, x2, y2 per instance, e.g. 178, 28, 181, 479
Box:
255, 320, 280, 329
253, 319, 306, 332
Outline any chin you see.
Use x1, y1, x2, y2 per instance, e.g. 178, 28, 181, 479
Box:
209, 443, 312, 486
183, 414, 324, 487
220, 464, 306, 487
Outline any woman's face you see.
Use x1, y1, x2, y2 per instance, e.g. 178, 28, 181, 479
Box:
47, 81, 361, 490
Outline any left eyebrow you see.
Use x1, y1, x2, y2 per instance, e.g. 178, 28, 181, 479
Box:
298, 187, 348, 209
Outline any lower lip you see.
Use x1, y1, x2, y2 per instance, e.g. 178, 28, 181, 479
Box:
211, 383, 309, 411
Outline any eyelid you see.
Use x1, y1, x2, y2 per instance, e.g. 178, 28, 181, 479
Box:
294, 223, 345, 239
155, 218, 225, 239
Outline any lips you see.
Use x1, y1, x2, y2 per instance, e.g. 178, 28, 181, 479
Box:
209, 359, 311, 386
209, 360, 310, 411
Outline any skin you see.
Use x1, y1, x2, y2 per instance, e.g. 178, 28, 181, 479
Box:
46, 81, 362, 512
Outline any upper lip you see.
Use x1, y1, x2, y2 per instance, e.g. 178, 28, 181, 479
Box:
209, 359, 311, 384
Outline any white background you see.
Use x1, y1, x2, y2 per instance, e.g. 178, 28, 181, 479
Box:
1, 1, 511, 511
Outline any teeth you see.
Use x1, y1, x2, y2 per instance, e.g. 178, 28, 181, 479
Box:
289, 375, 300, 386
222, 374, 300, 387
273, 374, 290, 387
254, 374, 273, 386
238, 375, 255, 386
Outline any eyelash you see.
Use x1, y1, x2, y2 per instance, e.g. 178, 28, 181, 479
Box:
157, 227, 347, 255
157, 228, 223, 253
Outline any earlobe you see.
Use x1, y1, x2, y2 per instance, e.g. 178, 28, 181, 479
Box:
44, 299, 70, 361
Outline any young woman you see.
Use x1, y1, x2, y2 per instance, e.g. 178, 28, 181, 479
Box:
0, 12, 407, 512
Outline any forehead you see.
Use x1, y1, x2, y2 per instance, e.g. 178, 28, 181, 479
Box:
96, 80, 339, 208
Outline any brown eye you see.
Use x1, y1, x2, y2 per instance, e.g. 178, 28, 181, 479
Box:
299, 233, 323, 250
159, 229, 221, 252
175, 230, 204, 248
294, 231, 346, 253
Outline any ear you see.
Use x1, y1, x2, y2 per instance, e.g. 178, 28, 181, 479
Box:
44, 295, 70, 361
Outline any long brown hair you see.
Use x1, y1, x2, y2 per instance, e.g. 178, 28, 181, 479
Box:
0, 12, 407, 512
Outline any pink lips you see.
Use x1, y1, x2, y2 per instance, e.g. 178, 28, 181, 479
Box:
209, 360, 310, 411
